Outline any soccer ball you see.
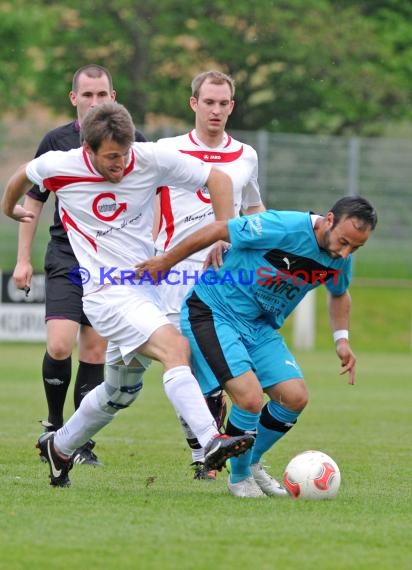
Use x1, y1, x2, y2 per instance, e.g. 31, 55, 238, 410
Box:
283, 450, 341, 500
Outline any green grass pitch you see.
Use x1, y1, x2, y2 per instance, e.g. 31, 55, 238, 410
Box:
0, 344, 411, 570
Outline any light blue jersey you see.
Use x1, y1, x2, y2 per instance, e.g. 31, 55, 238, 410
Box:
181, 210, 352, 394
195, 210, 350, 328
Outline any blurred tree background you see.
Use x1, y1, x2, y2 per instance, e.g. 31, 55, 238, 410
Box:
1, 0, 412, 135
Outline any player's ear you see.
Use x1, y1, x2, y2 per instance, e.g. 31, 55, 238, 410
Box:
189, 96, 198, 112
69, 91, 77, 107
325, 211, 334, 229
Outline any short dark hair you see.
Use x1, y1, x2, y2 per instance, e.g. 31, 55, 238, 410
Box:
80, 102, 135, 152
72, 64, 113, 92
191, 70, 235, 99
330, 196, 378, 231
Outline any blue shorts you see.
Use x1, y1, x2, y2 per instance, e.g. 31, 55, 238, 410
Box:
181, 291, 303, 396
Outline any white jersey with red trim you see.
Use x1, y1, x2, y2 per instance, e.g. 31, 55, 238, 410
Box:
154, 130, 262, 262
26, 142, 212, 295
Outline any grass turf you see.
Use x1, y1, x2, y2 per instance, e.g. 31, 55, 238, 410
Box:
0, 344, 411, 570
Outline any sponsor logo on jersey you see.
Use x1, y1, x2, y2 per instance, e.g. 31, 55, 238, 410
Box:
92, 192, 127, 221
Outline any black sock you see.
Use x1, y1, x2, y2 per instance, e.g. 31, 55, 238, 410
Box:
205, 391, 227, 432
73, 361, 104, 410
42, 352, 71, 428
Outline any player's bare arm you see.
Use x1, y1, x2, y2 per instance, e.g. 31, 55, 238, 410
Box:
13, 196, 44, 289
328, 290, 351, 330
136, 220, 230, 282
152, 193, 161, 241
205, 168, 234, 221
1, 163, 35, 222
328, 291, 357, 385
205, 203, 266, 269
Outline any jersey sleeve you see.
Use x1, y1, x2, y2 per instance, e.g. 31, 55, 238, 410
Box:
26, 153, 52, 192
152, 145, 212, 191
228, 210, 284, 249
326, 258, 352, 296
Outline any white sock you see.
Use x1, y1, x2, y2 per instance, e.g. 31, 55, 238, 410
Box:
163, 366, 217, 448
177, 413, 196, 439
177, 414, 205, 462
191, 448, 205, 463
54, 388, 116, 456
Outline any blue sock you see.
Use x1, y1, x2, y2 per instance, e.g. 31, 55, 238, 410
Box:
251, 400, 300, 465
226, 404, 260, 484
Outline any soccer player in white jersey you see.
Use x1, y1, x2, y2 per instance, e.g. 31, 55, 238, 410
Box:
2, 101, 254, 488
153, 71, 266, 480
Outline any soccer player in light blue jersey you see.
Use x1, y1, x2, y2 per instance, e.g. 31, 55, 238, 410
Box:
137, 196, 377, 497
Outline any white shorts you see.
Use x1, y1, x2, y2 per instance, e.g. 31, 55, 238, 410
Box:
83, 282, 171, 366
156, 257, 203, 323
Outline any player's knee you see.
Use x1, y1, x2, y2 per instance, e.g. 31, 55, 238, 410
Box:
47, 339, 73, 360
287, 385, 309, 411
78, 345, 106, 364
296, 391, 309, 410
271, 379, 309, 412
96, 364, 144, 413
172, 333, 191, 359
78, 327, 107, 363
160, 333, 191, 367
235, 393, 263, 415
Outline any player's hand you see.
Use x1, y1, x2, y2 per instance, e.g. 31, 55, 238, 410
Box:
10, 205, 35, 223
203, 241, 231, 270
135, 256, 169, 284
13, 261, 33, 290
335, 339, 356, 385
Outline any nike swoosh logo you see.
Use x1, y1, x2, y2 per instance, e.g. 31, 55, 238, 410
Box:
48, 440, 62, 478
206, 441, 221, 458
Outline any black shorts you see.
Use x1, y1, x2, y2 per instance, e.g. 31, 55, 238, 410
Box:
44, 239, 91, 326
